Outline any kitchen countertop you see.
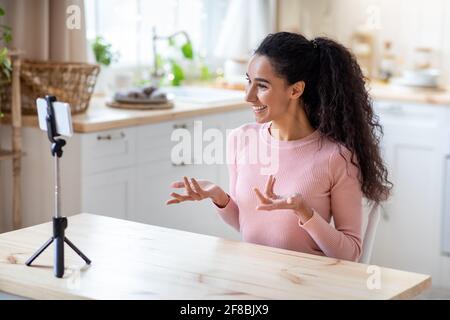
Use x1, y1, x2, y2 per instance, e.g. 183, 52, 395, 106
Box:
368, 81, 450, 105
2, 95, 248, 133
2, 82, 450, 133
0, 213, 430, 300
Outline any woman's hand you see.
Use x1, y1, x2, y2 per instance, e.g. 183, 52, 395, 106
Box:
253, 175, 314, 224
166, 177, 230, 208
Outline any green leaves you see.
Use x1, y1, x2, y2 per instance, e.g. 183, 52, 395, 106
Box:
2, 26, 12, 44
170, 60, 185, 86
0, 6, 12, 45
181, 42, 193, 60
91, 36, 119, 66
0, 5, 11, 119
0, 47, 11, 80
199, 64, 211, 81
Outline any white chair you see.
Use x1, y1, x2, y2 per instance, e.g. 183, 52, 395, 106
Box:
359, 202, 381, 264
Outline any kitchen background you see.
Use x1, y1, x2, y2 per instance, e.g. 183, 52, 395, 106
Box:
1, 0, 450, 298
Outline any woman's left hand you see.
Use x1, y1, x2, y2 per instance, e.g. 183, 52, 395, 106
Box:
253, 175, 314, 223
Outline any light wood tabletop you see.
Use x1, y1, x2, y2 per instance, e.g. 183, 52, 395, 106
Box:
0, 213, 431, 300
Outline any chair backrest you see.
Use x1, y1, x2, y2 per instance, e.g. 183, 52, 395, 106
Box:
359, 202, 381, 264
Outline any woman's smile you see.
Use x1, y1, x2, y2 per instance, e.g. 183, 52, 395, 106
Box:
252, 105, 268, 114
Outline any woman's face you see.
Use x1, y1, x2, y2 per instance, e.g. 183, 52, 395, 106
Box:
245, 54, 295, 124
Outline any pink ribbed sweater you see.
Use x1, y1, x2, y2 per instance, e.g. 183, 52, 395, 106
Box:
216, 122, 363, 261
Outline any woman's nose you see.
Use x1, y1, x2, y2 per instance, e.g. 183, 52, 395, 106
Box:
245, 85, 257, 103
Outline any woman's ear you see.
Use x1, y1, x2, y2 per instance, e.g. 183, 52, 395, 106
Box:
291, 81, 305, 99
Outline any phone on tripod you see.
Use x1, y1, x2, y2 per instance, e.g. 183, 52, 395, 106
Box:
27, 96, 90, 278
36, 98, 73, 137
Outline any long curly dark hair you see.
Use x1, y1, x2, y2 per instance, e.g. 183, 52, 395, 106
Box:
255, 32, 392, 204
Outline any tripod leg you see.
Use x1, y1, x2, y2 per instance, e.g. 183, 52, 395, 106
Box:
65, 237, 91, 265
55, 235, 65, 278
25, 237, 54, 266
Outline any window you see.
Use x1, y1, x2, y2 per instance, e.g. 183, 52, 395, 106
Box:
85, 0, 230, 69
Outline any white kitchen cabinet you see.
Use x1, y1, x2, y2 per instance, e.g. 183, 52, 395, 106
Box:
372, 100, 449, 287
81, 127, 136, 175
81, 167, 135, 220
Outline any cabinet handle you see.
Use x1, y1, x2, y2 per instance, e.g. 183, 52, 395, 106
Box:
173, 123, 188, 129
97, 132, 126, 141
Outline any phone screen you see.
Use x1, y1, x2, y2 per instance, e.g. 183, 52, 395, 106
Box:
36, 98, 73, 137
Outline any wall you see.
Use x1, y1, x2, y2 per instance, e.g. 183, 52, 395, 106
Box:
278, 0, 450, 85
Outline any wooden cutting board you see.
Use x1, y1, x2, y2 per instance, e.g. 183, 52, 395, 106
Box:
106, 100, 174, 110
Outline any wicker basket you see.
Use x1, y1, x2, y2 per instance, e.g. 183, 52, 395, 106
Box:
0, 60, 100, 115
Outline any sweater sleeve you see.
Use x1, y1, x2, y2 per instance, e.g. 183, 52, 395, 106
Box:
299, 146, 363, 262
214, 128, 241, 231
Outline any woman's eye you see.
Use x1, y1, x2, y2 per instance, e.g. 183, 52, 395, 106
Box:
258, 84, 267, 89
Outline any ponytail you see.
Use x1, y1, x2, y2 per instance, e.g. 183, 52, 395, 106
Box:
255, 32, 392, 203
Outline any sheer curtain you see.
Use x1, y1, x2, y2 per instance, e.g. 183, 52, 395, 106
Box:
214, 0, 276, 83
215, 0, 273, 61
0, 0, 87, 62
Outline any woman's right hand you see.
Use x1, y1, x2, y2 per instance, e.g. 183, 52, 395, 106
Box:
166, 176, 230, 208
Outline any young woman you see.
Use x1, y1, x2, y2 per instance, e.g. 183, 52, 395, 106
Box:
166, 32, 391, 262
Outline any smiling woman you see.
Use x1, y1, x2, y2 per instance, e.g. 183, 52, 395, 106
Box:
167, 32, 392, 262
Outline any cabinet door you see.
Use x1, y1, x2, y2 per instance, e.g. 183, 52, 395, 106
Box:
81, 167, 135, 220
371, 102, 443, 282
81, 127, 136, 175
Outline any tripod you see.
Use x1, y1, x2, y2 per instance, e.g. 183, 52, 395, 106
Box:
26, 95, 91, 278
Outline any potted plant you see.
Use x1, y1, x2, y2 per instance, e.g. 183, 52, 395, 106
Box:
91, 36, 119, 95
152, 29, 212, 87
0, 5, 13, 118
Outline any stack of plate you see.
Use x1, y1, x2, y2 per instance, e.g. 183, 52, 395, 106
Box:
107, 87, 175, 110
391, 69, 441, 88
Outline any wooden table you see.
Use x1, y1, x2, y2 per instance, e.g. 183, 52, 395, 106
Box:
0, 214, 430, 300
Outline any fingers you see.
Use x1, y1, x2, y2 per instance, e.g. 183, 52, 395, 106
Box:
256, 198, 296, 211
264, 175, 273, 197
254, 187, 272, 205
170, 192, 192, 202
170, 181, 186, 188
166, 198, 180, 205
190, 178, 206, 197
166, 191, 192, 205
168, 177, 206, 205
267, 175, 278, 199
184, 176, 201, 200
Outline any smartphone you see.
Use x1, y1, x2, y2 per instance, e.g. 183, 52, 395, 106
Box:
36, 98, 73, 137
